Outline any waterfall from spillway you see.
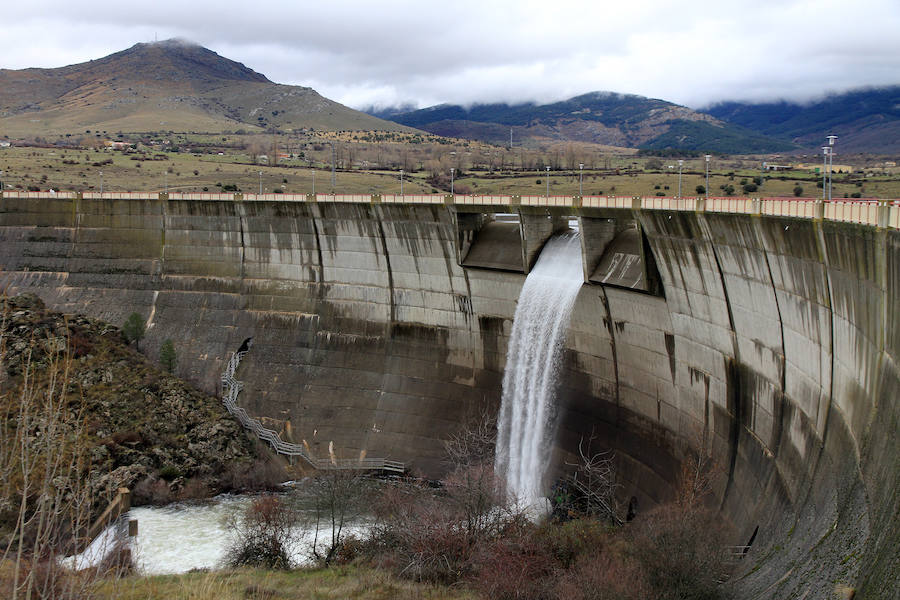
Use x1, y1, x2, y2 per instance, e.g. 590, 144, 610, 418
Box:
495, 231, 584, 506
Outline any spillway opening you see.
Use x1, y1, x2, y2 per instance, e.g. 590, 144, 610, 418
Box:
495, 231, 584, 506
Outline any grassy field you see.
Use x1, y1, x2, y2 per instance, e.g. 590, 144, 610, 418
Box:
94, 567, 474, 600
2, 145, 899, 199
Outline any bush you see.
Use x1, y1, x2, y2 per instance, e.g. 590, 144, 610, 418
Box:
224, 495, 299, 569
628, 504, 733, 600
695, 185, 706, 195
742, 183, 758, 193
793, 185, 804, 197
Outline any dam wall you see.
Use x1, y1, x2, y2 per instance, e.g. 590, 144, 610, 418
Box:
0, 191, 897, 598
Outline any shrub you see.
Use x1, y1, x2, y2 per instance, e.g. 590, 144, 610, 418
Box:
224, 495, 299, 569
695, 185, 706, 195
628, 504, 733, 600
159, 464, 183, 481
742, 183, 758, 193
554, 551, 647, 600
793, 185, 804, 197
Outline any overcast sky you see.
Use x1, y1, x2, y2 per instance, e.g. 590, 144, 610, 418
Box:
3, 0, 899, 110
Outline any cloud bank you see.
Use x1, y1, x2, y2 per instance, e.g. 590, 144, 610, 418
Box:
3, 0, 898, 110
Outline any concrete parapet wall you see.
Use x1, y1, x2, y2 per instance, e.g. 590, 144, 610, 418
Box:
0, 192, 896, 598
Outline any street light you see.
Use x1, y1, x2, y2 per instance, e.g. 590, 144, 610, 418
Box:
822, 147, 829, 201
826, 135, 837, 202
579, 163, 584, 196
704, 155, 712, 197
0, 170, 4, 191
99, 170, 103, 195
546, 165, 550, 197
677, 159, 684, 198
312, 169, 315, 195
400, 169, 404, 196
704, 155, 711, 200
259, 170, 262, 195
450, 168, 455, 195
164, 170, 168, 194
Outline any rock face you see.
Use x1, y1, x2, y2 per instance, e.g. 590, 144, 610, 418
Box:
0, 194, 897, 599
0, 294, 265, 506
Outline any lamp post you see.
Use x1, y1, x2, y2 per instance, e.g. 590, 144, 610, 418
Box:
704, 155, 711, 200
546, 165, 550, 197
826, 135, 837, 202
164, 170, 168, 194
677, 159, 684, 198
0, 170, 4, 191
99, 170, 103, 195
259, 170, 262, 195
400, 169, 404, 196
450, 168, 455, 195
822, 147, 829, 201
312, 169, 315, 195
579, 163, 584, 196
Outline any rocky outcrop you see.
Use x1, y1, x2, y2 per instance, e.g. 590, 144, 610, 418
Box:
0, 294, 274, 506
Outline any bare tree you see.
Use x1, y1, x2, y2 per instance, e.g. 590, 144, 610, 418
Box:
0, 302, 126, 599
564, 433, 621, 524
301, 468, 370, 566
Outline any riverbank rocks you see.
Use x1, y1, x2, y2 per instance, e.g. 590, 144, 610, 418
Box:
0, 294, 283, 509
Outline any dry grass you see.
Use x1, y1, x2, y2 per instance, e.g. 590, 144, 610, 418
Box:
3, 145, 898, 198
94, 567, 476, 600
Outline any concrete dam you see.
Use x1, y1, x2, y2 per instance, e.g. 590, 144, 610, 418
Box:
0, 190, 897, 598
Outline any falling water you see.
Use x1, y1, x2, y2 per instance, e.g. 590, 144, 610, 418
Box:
495, 231, 584, 506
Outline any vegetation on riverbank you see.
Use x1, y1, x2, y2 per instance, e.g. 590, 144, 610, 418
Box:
94, 566, 476, 600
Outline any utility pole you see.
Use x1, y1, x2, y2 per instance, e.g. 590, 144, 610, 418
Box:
100, 170, 103, 195
450, 168, 455, 195
546, 165, 550, 197
705, 154, 711, 200
259, 170, 262, 194
400, 169, 404, 195
827, 135, 837, 202
579, 163, 584, 196
677, 159, 684, 198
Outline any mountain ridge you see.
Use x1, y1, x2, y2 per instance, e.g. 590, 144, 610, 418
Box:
702, 85, 900, 153
369, 92, 797, 153
0, 39, 409, 135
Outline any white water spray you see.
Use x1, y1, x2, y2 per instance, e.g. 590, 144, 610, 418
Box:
495, 232, 584, 506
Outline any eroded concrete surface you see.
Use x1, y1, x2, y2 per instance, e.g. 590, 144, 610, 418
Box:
0, 195, 896, 598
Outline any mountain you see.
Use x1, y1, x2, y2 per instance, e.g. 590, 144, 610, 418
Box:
0, 39, 410, 136
371, 92, 796, 153
703, 86, 900, 153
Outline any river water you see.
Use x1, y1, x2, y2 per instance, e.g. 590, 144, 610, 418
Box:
70, 494, 368, 574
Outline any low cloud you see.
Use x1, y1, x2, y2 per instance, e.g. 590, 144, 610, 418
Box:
3, 0, 898, 110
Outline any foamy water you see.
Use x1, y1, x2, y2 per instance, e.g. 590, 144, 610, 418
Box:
69, 494, 369, 574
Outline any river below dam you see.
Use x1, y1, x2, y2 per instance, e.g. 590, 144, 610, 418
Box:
72, 493, 369, 574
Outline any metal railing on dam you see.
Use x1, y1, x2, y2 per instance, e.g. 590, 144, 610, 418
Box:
221, 348, 405, 473
2, 190, 898, 230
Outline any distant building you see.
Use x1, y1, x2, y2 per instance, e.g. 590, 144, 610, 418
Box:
763, 164, 792, 171
0, 141, 10, 148
797, 163, 855, 174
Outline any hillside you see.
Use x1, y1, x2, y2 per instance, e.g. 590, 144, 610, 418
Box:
0, 293, 279, 515
703, 86, 900, 153
371, 92, 796, 153
0, 39, 411, 136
